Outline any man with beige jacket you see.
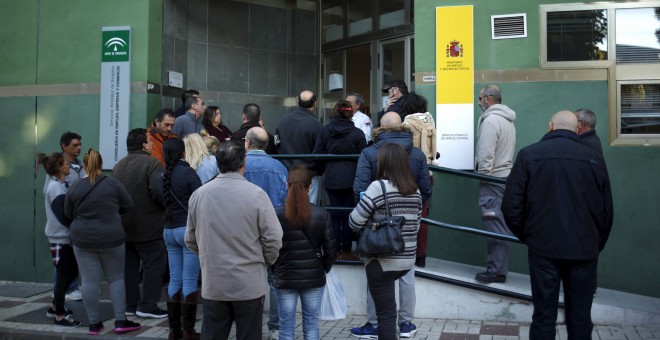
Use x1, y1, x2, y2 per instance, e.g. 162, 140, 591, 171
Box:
186, 140, 283, 340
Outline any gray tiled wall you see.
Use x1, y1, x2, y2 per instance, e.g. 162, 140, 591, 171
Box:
162, 0, 319, 130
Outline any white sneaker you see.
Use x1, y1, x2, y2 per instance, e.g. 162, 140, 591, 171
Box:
269, 329, 279, 340
65, 290, 82, 301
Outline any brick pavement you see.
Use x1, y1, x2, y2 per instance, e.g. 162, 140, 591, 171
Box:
1, 281, 658, 339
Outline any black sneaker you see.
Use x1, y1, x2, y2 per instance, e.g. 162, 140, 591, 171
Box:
46, 306, 73, 318
136, 307, 167, 318
54, 314, 81, 327
88, 321, 104, 335
114, 319, 141, 334
475, 271, 506, 283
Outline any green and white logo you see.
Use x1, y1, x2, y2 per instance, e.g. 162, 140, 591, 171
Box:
102, 29, 130, 62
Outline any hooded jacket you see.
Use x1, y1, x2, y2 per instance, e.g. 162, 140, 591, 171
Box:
475, 104, 516, 178
44, 177, 70, 244
353, 125, 432, 204
312, 117, 367, 190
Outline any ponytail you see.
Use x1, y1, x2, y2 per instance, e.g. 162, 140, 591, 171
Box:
83, 149, 103, 185
284, 165, 312, 228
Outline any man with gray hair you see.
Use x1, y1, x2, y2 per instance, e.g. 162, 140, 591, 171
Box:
574, 108, 603, 154
243, 126, 288, 339
186, 140, 282, 339
347, 92, 372, 143
474, 84, 516, 284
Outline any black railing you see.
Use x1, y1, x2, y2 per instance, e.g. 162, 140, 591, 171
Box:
270, 153, 530, 300
272, 153, 516, 242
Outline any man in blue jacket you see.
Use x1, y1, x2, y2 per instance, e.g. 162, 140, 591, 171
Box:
350, 111, 432, 339
502, 110, 613, 340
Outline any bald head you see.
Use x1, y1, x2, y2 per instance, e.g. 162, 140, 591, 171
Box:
298, 90, 317, 110
549, 110, 578, 133
380, 112, 402, 127
245, 127, 269, 151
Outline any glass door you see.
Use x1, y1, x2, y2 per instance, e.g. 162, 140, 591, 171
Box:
378, 36, 414, 112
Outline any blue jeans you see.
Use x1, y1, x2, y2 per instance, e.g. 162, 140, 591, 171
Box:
276, 286, 324, 340
267, 267, 278, 331
164, 227, 200, 298
308, 176, 319, 204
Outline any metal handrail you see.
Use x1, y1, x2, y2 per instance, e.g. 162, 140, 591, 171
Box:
271, 153, 514, 240
276, 153, 528, 299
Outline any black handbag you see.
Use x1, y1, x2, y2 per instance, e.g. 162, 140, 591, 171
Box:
354, 180, 406, 257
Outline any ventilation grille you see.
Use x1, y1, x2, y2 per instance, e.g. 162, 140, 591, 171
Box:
491, 13, 527, 39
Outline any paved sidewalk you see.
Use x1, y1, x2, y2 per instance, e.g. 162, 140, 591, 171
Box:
1, 281, 658, 339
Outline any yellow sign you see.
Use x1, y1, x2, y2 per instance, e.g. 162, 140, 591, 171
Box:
436, 6, 474, 104
435, 6, 474, 170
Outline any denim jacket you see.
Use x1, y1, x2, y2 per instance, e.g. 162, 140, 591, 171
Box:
244, 150, 288, 207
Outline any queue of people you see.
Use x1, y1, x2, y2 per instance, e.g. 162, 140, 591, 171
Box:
36, 82, 611, 340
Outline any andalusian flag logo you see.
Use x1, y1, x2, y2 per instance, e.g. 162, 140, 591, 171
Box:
102, 29, 130, 62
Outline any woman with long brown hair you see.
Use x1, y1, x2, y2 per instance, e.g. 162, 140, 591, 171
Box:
202, 105, 232, 142
64, 149, 140, 335
349, 143, 422, 340
272, 165, 337, 340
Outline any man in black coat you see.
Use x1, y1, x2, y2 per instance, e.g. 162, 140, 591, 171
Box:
502, 110, 613, 340
231, 103, 277, 154
275, 90, 322, 203
575, 108, 603, 154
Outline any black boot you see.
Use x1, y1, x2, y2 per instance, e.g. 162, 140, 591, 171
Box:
167, 290, 183, 340
182, 291, 200, 340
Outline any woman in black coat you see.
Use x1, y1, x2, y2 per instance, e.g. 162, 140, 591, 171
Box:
313, 100, 367, 257
273, 165, 337, 340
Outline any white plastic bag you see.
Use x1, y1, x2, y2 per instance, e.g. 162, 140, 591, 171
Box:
318, 270, 347, 320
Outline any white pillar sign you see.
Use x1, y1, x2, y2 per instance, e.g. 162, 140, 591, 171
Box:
99, 26, 131, 169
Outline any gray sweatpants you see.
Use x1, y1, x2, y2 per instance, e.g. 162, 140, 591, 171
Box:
73, 244, 127, 323
479, 182, 512, 276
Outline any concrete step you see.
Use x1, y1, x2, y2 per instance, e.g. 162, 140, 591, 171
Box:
315, 257, 660, 326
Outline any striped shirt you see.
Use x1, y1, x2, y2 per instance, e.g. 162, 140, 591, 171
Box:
349, 179, 422, 272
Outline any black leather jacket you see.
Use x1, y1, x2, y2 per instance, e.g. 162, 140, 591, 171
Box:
272, 204, 337, 289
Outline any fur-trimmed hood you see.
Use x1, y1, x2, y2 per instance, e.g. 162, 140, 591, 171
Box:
371, 125, 414, 153
371, 124, 412, 142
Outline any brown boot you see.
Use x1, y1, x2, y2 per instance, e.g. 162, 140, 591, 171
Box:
182, 291, 200, 340
167, 290, 183, 340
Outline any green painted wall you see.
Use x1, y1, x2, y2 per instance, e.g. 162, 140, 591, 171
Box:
0, 0, 163, 282
416, 1, 660, 297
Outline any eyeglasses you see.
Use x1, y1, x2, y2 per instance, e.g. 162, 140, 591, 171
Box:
479, 95, 492, 101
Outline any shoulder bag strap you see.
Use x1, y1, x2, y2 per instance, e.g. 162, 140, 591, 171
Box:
169, 188, 188, 213
74, 176, 107, 216
378, 180, 391, 217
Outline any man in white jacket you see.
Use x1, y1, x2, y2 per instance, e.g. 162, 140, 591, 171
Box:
474, 84, 516, 284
